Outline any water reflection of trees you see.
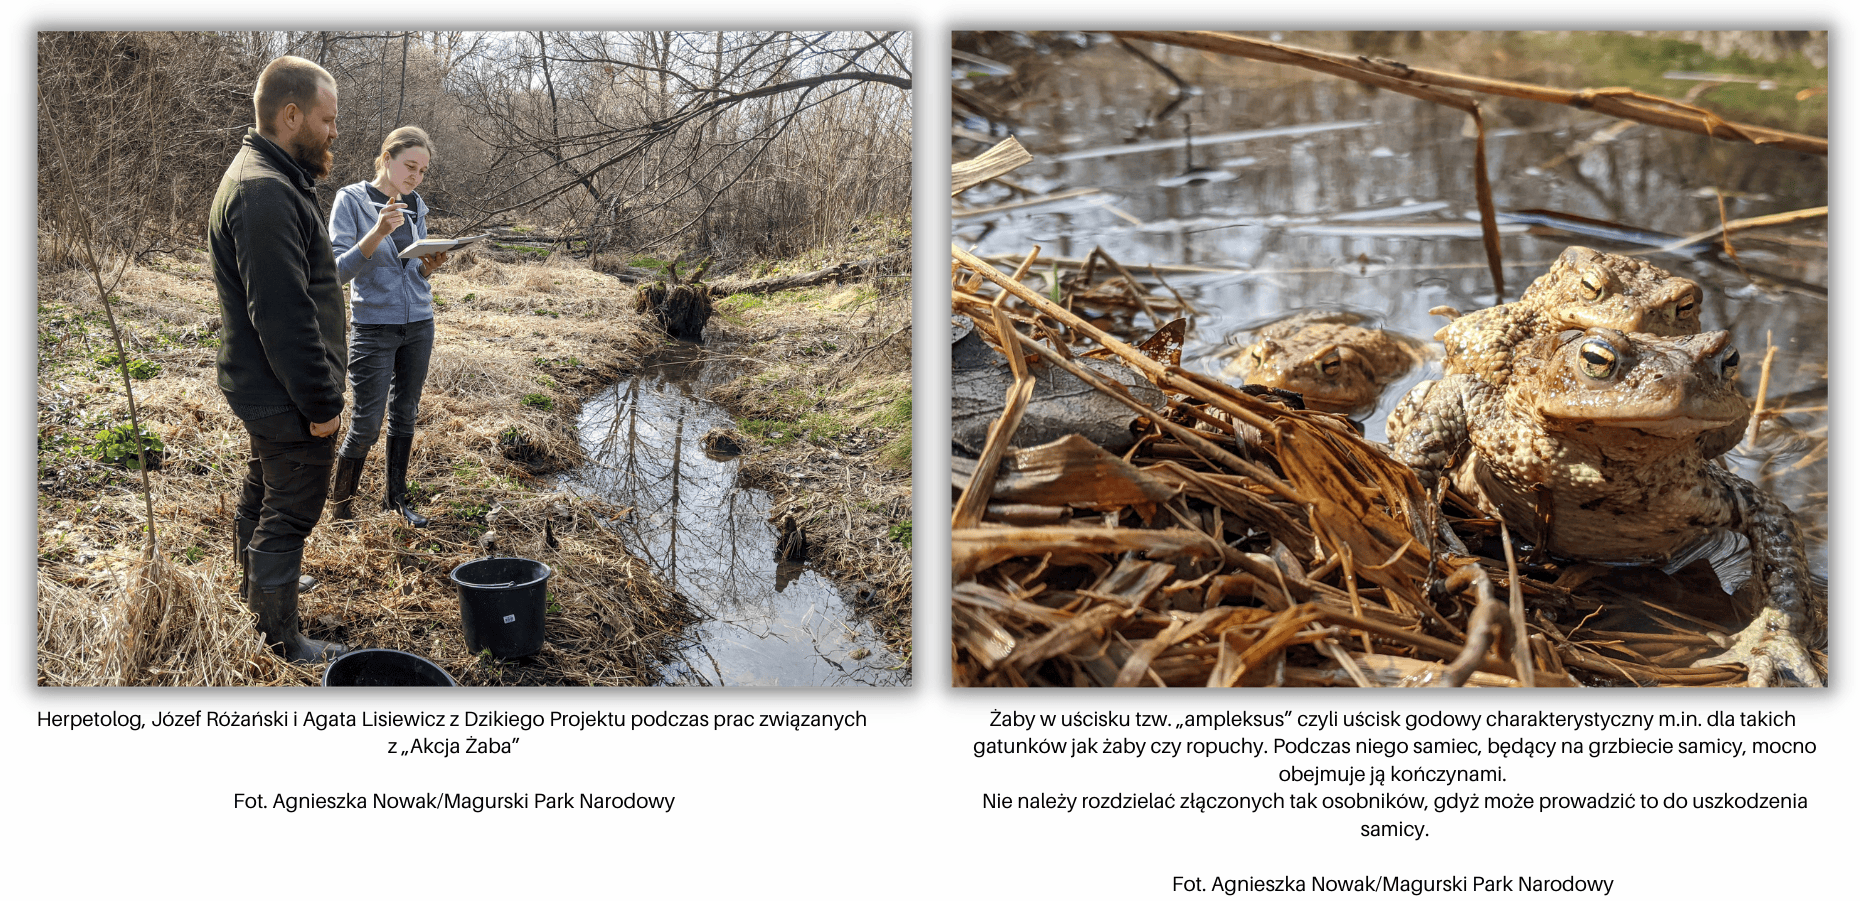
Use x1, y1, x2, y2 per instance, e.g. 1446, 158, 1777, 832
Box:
569, 356, 906, 686
581, 366, 770, 609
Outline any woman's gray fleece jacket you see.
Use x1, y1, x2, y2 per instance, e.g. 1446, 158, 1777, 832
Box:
329, 183, 435, 324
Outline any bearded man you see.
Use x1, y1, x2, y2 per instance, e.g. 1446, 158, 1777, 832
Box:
208, 55, 348, 663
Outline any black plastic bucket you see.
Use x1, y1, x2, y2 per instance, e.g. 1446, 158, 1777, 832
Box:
322, 649, 456, 686
450, 556, 550, 658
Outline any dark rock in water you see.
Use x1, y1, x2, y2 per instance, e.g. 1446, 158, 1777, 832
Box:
951, 328, 1164, 456
635, 282, 715, 341
702, 427, 745, 458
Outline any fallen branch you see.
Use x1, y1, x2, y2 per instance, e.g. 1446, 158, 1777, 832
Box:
711, 251, 907, 296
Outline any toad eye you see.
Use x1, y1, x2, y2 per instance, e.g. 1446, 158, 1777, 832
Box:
1675, 289, 1699, 321
1318, 349, 1344, 376
1722, 349, 1740, 381
1578, 339, 1618, 379
1579, 268, 1607, 299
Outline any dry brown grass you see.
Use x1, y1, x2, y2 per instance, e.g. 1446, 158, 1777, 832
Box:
950, 246, 1816, 688
38, 248, 700, 686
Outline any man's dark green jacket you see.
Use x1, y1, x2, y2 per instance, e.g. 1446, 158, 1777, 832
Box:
209, 129, 347, 424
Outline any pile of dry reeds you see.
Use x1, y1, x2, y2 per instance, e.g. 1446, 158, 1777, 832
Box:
38, 250, 698, 686
950, 245, 1792, 688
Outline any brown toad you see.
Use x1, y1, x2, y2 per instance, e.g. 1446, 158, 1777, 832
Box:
1388, 328, 1819, 687
1221, 311, 1427, 417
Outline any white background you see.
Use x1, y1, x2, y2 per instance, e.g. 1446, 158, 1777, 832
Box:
8, 6, 1850, 897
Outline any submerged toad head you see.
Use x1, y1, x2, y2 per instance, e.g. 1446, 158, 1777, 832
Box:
1225, 313, 1424, 417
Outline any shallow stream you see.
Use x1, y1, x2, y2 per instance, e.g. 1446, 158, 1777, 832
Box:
566, 344, 906, 686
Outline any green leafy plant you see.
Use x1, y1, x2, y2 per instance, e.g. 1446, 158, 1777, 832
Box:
887, 520, 912, 549
90, 422, 164, 469
94, 352, 161, 379
448, 500, 491, 520
521, 393, 554, 411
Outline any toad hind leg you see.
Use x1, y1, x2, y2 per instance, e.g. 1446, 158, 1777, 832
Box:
1694, 467, 1824, 687
1698, 607, 1820, 687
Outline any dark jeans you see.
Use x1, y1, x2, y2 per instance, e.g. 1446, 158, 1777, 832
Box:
237, 410, 335, 553
339, 318, 434, 459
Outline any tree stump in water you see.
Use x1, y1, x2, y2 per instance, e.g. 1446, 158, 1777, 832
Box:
634, 281, 715, 342
701, 427, 744, 458
775, 511, 808, 562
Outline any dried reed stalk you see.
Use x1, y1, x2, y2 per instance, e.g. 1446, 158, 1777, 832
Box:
1113, 31, 1826, 155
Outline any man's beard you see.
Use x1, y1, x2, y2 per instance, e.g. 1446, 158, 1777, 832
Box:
289, 134, 334, 180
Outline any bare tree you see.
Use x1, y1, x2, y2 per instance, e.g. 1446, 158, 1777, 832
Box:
37, 31, 912, 271
452, 31, 912, 258
37, 32, 195, 555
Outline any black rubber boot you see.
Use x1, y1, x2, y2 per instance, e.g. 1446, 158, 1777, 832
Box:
234, 516, 258, 600
235, 515, 315, 596
245, 545, 345, 664
383, 435, 429, 528
329, 455, 365, 521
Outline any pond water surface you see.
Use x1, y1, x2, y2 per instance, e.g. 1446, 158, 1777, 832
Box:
566, 344, 907, 686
